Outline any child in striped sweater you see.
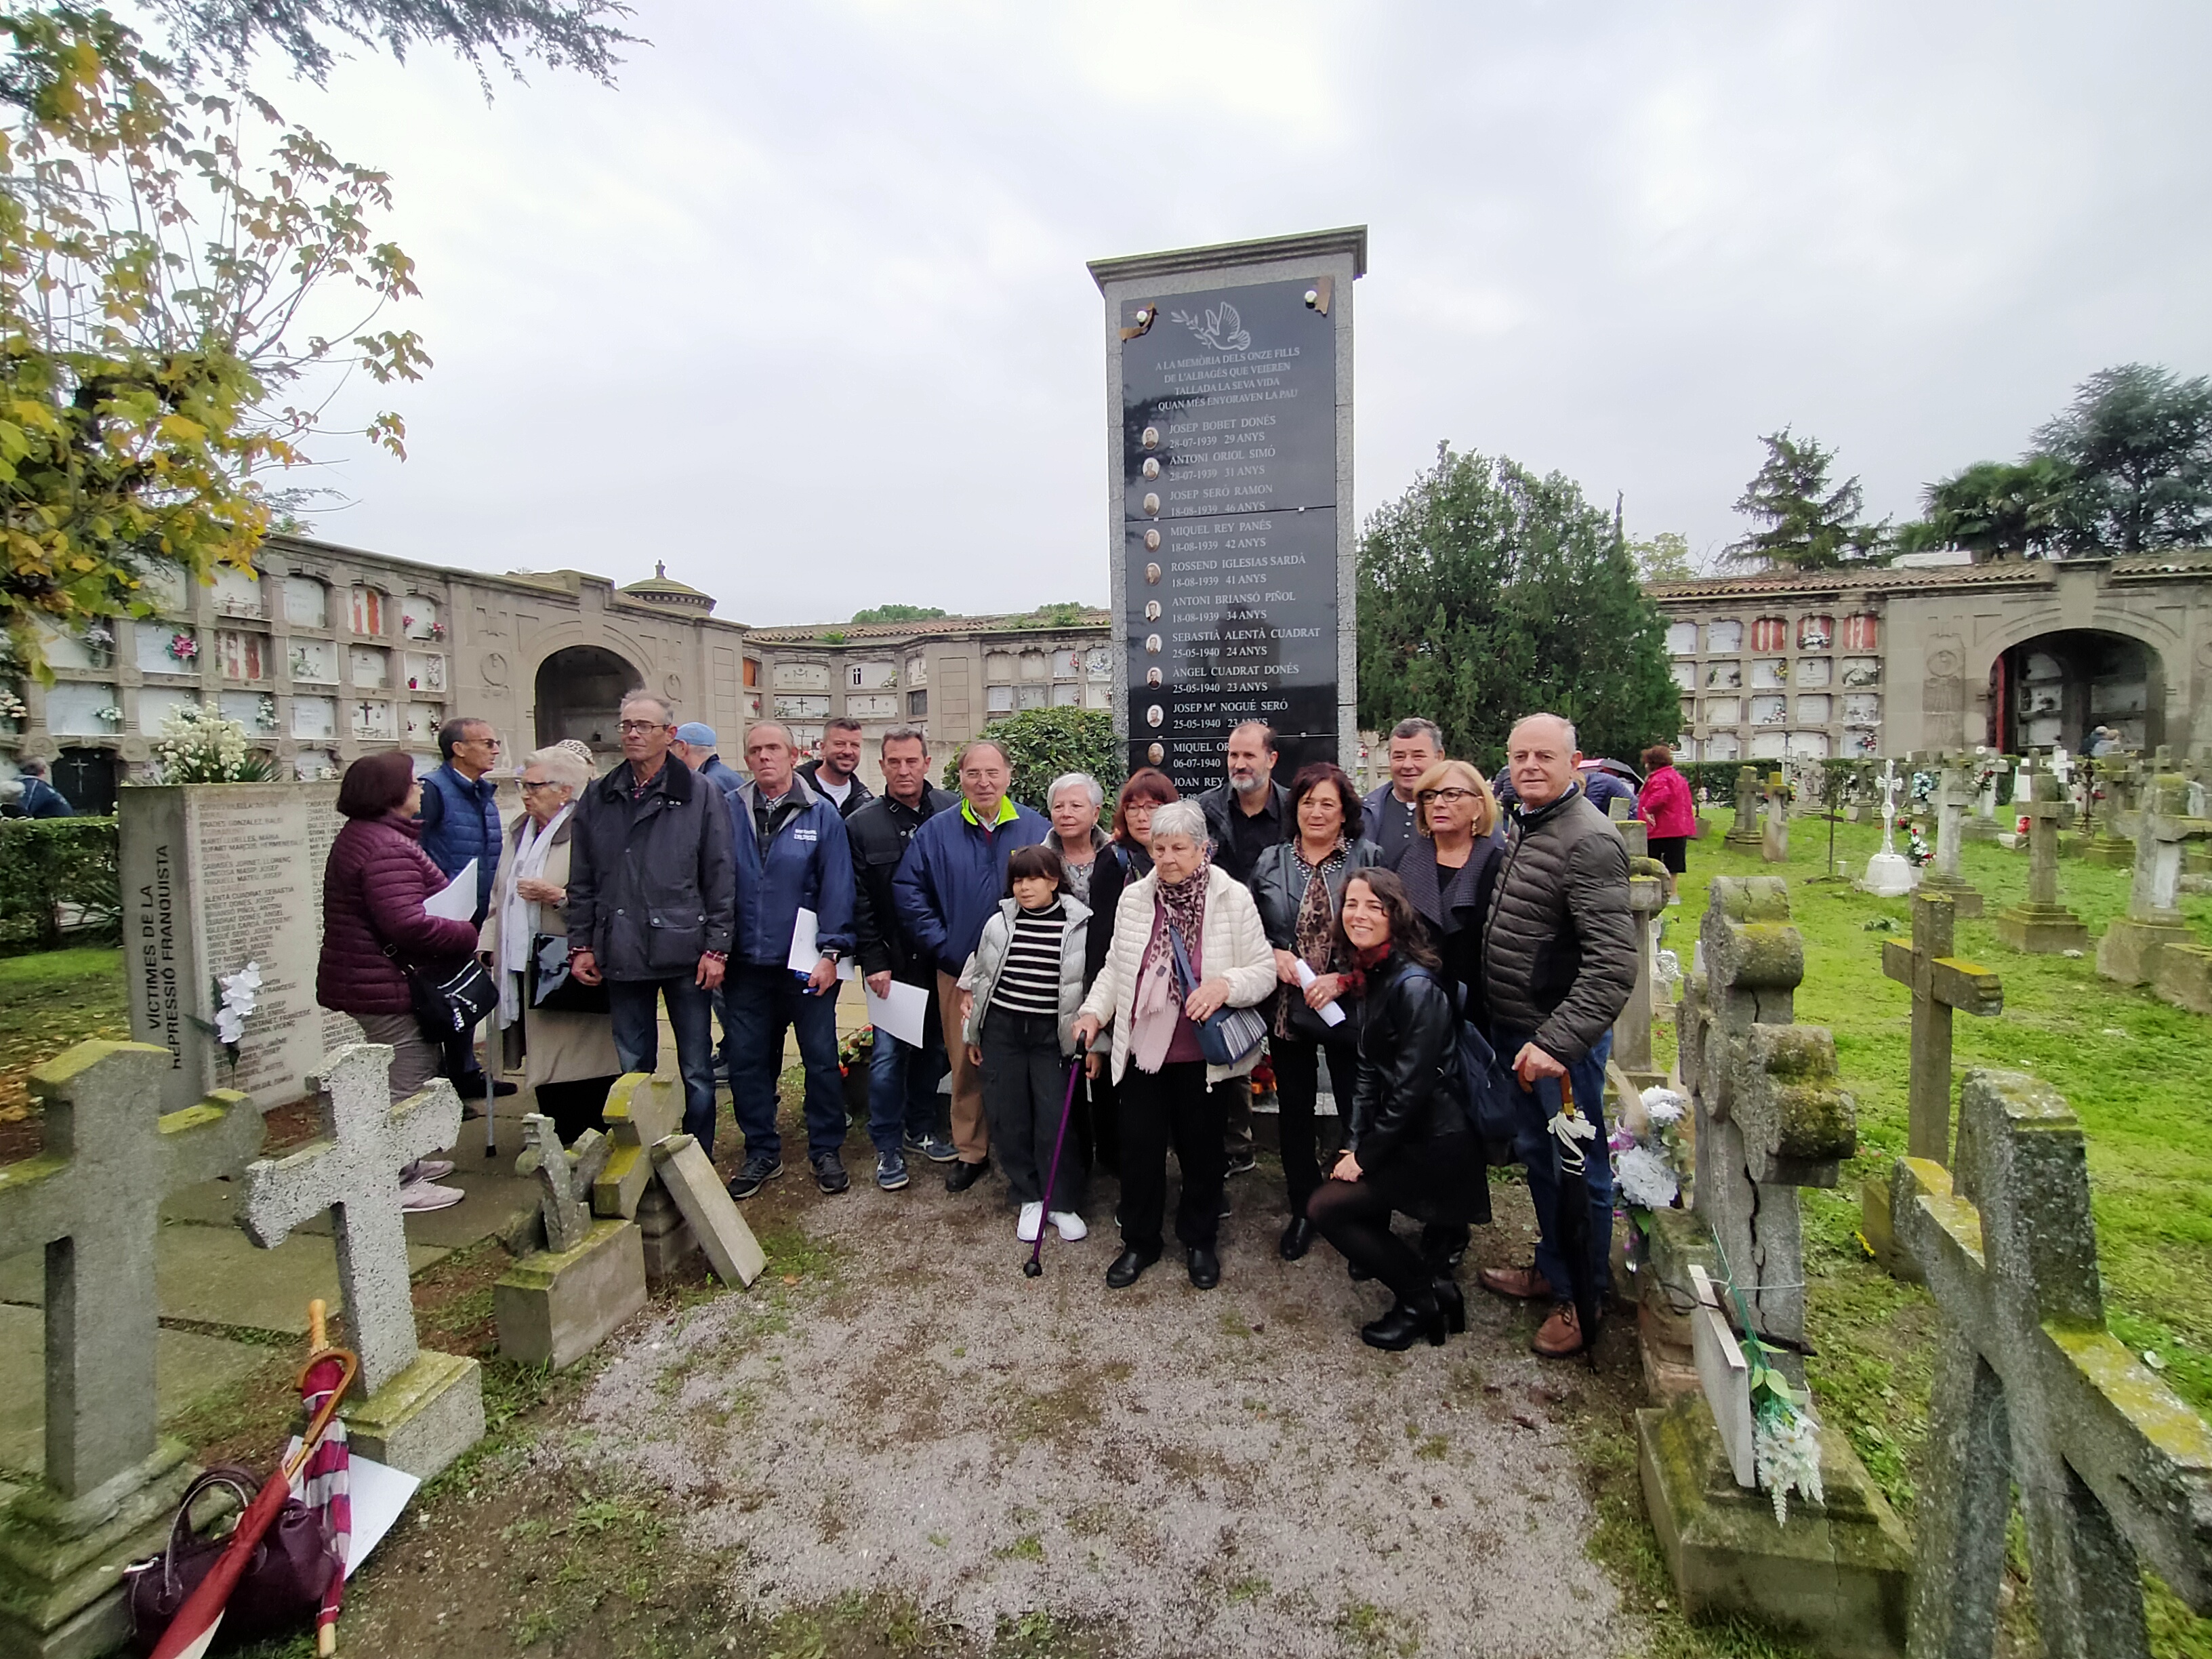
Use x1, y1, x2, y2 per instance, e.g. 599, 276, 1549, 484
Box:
960, 844, 1092, 1244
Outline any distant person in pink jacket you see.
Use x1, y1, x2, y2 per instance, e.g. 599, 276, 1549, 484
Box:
1635, 745, 1696, 901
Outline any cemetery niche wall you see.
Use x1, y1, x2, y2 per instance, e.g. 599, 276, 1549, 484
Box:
1090, 227, 1364, 792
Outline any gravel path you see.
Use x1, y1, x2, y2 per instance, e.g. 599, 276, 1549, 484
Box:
575, 1164, 1635, 1658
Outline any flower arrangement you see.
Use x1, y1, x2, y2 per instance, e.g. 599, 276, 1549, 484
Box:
166, 632, 199, 665
82, 623, 114, 651
153, 704, 276, 783
1249, 1054, 1277, 1100
428, 621, 446, 641
255, 695, 279, 732
1906, 824, 1931, 867
1747, 1341, 1826, 1524
95, 703, 124, 725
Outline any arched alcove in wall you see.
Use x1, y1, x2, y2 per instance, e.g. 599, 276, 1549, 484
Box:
534, 647, 644, 756
1990, 629, 2162, 753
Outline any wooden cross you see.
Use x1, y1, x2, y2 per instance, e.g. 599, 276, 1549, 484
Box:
0, 1042, 260, 1496
1893, 1069, 2212, 1657
1882, 893, 2003, 1164
241, 1043, 460, 1393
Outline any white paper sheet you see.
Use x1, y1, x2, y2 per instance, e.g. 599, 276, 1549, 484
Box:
1293, 960, 1347, 1027
342, 1454, 420, 1577
423, 859, 476, 922
787, 907, 857, 979
864, 978, 930, 1048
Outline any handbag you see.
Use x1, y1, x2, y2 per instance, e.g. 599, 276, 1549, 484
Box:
529, 931, 609, 1015
1165, 926, 1267, 1069
127, 1465, 337, 1654
1281, 972, 1354, 1047
1398, 967, 1522, 1159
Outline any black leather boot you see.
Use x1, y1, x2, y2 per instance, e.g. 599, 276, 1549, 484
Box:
1434, 1275, 1467, 1335
1360, 1292, 1447, 1352
1279, 1216, 1317, 1261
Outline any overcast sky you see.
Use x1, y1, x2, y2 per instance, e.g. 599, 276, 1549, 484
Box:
243, 1, 2212, 626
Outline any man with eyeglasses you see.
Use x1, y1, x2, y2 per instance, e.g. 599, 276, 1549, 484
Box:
567, 693, 737, 1153
1362, 717, 1443, 870
419, 716, 512, 1101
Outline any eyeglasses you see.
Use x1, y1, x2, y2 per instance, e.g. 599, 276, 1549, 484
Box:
1419, 787, 1477, 804
518, 779, 563, 792
617, 720, 666, 734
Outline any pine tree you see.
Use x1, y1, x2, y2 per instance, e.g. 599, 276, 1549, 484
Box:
1723, 430, 1890, 570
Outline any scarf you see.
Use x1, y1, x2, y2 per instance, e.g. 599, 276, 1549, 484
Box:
1276, 839, 1347, 1038
495, 802, 571, 1027
1338, 941, 1393, 1003
1141, 855, 1211, 995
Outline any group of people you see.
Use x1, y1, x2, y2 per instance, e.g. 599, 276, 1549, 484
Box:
316, 695, 1685, 1358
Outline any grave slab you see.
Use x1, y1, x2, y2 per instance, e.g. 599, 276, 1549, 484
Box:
651, 1136, 766, 1288
0, 1305, 266, 1480
495, 1219, 647, 1370
592, 1071, 683, 1220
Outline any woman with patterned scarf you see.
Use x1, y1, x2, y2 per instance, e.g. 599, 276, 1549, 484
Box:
1074, 800, 1275, 1291
1248, 763, 1381, 1262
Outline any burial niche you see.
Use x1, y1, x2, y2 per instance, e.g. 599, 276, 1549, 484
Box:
535, 645, 644, 755
1993, 628, 2160, 754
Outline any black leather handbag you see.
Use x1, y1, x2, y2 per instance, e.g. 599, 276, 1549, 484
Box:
529, 931, 608, 1014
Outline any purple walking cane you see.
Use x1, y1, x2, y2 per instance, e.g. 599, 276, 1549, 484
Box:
1023, 1037, 1090, 1279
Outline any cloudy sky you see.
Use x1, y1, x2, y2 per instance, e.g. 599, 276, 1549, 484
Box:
239, 1, 2212, 625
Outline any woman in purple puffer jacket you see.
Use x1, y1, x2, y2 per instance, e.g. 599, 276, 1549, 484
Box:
321, 751, 484, 1210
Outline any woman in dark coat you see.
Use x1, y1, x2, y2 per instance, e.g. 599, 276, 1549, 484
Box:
1248, 761, 1380, 1261
1306, 868, 1489, 1351
320, 750, 485, 1210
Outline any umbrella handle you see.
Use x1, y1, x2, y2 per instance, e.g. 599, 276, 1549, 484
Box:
285, 1347, 359, 1481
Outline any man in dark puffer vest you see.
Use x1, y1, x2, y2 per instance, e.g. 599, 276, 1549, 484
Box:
1479, 712, 1637, 1359
418, 715, 508, 1100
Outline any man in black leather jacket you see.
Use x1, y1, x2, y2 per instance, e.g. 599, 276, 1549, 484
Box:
1477, 712, 1635, 1359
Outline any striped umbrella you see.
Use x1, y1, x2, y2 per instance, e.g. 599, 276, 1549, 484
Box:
149, 1302, 356, 1659
287, 1303, 354, 1656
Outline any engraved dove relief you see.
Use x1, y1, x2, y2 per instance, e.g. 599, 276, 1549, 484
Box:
1169, 300, 1251, 352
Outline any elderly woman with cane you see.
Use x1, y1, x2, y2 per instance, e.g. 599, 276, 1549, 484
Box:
1249, 761, 1379, 1262
480, 744, 621, 1144
1073, 799, 1275, 1290
1306, 869, 1487, 1350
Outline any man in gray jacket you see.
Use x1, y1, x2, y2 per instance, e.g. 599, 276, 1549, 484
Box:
1478, 712, 1637, 1359
568, 693, 737, 1151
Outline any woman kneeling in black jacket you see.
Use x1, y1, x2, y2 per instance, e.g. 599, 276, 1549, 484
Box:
1307, 868, 1489, 1351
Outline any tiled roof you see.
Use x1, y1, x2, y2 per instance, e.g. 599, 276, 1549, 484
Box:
745, 609, 1110, 645
1646, 562, 2057, 602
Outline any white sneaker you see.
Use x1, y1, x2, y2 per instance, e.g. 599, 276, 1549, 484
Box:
406, 1158, 455, 1183
1050, 1210, 1088, 1242
1017, 1201, 1044, 1243
401, 1180, 465, 1212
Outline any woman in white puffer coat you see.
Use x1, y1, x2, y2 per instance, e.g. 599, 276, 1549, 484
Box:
1073, 800, 1276, 1292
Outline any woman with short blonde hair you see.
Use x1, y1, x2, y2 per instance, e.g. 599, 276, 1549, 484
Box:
1412, 758, 1498, 840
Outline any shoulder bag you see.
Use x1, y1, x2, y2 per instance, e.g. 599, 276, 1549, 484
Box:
369, 895, 497, 1040
1165, 926, 1267, 1069
127, 1464, 335, 1652
1397, 966, 1522, 1159
529, 931, 609, 1015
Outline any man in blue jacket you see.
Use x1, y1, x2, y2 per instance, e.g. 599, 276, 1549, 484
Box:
891, 737, 1047, 1191
723, 722, 859, 1202
418, 716, 510, 1101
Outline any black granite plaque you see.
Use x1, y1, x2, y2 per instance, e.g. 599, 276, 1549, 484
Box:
1119, 277, 1338, 786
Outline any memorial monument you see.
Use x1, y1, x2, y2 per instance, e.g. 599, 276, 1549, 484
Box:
1088, 228, 1364, 787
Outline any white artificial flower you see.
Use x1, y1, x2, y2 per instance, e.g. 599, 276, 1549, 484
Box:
1753, 1396, 1826, 1525
1640, 1087, 1687, 1126
216, 961, 262, 1046
1615, 1145, 1679, 1210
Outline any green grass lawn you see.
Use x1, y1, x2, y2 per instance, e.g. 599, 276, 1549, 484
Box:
0, 945, 127, 1120
1664, 813, 2212, 1656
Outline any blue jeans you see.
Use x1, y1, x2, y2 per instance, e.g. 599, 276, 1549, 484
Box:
1494, 1026, 1614, 1302
607, 976, 720, 1155
722, 962, 846, 1166
868, 991, 947, 1156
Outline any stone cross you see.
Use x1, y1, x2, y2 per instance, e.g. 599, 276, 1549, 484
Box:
1613, 853, 1669, 1082
1864, 758, 1914, 897
0, 1042, 262, 1497
1725, 765, 1762, 846
2095, 772, 2212, 986
524, 1113, 611, 1255
1677, 877, 1857, 1357
1892, 1069, 2212, 1658
1881, 894, 2003, 1164
1994, 754, 2089, 954
1917, 762, 1984, 916
1759, 771, 1788, 862
241, 1042, 462, 1393
592, 1069, 684, 1219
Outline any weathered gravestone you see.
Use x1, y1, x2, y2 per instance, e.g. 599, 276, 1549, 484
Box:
651, 1136, 767, 1291
0, 1042, 262, 1659
2095, 771, 2212, 986
1992, 754, 2088, 954
1725, 766, 1763, 848
494, 1116, 644, 1371
1761, 771, 1789, 863
1914, 762, 1984, 918
1861, 895, 2003, 1275
241, 1043, 483, 1479
119, 781, 359, 1116
1891, 1069, 2212, 1659
1614, 853, 1671, 1089
2074, 753, 2137, 867
1637, 879, 1910, 1656
588, 1070, 705, 1286
1863, 760, 1914, 898
1962, 753, 2003, 842
2153, 942, 2212, 1016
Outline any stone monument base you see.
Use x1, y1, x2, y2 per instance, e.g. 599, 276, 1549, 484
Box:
1637, 1395, 1910, 1659
2095, 916, 2191, 986
1637, 1209, 1716, 1401
496, 1218, 647, 1370
1992, 902, 2087, 954
1859, 853, 1914, 897
635, 1179, 703, 1286
2154, 943, 2212, 1015
1915, 875, 1982, 918
344, 1349, 485, 1481
2080, 838, 2133, 869
0, 1441, 197, 1659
